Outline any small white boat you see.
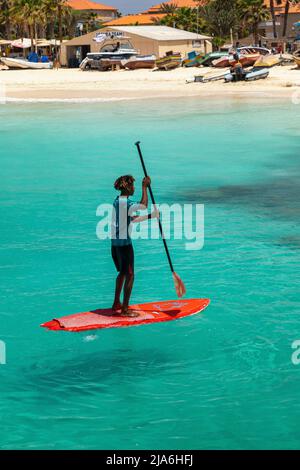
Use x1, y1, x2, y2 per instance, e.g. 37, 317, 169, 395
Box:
0, 57, 53, 70
293, 50, 300, 68
121, 55, 156, 70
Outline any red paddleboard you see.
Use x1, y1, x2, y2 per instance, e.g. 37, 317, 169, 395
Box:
41, 298, 210, 333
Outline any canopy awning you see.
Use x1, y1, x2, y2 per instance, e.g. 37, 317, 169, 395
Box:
35, 39, 52, 47
10, 38, 63, 48
0, 39, 12, 46
11, 38, 32, 49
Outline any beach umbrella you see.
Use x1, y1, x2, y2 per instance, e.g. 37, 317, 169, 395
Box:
11, 38, 31, 49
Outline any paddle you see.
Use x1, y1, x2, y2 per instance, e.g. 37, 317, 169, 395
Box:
135, 141, 186, 298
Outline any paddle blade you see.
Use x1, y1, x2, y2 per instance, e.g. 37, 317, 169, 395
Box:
172, 272, 186, 298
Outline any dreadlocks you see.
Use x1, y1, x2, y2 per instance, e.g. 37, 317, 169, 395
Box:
114, 175, 135, 192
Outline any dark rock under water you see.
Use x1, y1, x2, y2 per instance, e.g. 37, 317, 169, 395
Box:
177, 176, 300, 222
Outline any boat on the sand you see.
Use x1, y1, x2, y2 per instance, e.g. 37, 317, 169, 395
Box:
156, 51, 181, 70
213, 53, 260, 68
121, 55, 156, 70
224, 67, 269, 82
182, 50, 205, 67
292, 50, 300, 67
0, 56, 53, 69
253, 54, 280, 68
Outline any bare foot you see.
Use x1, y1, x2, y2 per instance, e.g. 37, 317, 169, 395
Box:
112, 302, 122, 314
120, 309, 139, 318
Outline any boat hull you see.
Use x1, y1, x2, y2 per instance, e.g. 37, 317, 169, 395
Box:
253, 55, 280, 68
182, 53, 204, 67
213, 53, 260, 68
293, 55, 300, 67
1, 57, 52, 69
122, 55, 156, 70
245, 68, 269, 81
198, 52, 228, 67
156, 52, 181, 70
224, 67, 269, 82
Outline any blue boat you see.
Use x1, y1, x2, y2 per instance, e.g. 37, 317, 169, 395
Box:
224, 67, 269, 82
182, 50, 205, 67
245, 68, 269, 81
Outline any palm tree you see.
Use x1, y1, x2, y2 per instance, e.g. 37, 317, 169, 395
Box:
283, 0, 300, 37
269, 0, 277, 38
10, 0, 43, 51
43, 0, 69, 57
0, 0, 10, 38
160, 3, 178, 15
160, 6, 205, 32
282, 0, 290, 37
40, 0, 69, 62
40, 0, 57, 38
240, 0, 270, 44
159, 2, 178, 27
201, 0, 240, 39
81, 11, 101, 34
174, 7, 196, 30
57, 0, 65, 52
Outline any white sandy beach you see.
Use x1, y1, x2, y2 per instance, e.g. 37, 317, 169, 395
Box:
1, 65, 300, 101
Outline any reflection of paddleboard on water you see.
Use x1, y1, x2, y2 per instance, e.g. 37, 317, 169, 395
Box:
41, 299, 210, 333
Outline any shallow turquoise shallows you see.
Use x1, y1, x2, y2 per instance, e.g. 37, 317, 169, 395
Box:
1, 97, 300, 450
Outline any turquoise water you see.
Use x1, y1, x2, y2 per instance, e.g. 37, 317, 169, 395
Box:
1, 97, 300, 450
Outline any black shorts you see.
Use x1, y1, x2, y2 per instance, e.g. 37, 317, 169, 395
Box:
111, 244, 134, 275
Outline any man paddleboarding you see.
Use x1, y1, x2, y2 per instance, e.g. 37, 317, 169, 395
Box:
111, 174, 159, 317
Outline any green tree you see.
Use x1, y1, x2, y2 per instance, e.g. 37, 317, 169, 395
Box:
239, 0, 270, 44
81, 11, 102, 34
269, 0, 277, 38
0, 0, 10, 37
10, 0, 43, 50
160, 7, 206, 33
160, 2, 178, 15
41, 0, 69, 52
282, 0, 300, 37
200, 0, 240, 38
40, 0, 70, 61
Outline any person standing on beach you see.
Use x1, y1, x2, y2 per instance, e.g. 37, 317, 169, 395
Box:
230, 52, 246, 81
111, 175, 159, 317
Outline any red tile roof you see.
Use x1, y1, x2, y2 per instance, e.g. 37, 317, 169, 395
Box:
263, 0, 300, 14
104, 13, 166, 26
145, 0, 205, 13
66, 0, 117, 11
145, 0, 300, 15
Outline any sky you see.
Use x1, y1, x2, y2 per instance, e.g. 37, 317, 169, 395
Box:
97, 1, 156, 14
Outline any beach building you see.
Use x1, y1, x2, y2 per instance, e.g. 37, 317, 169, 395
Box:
144, 0, 206, 13
66, 0, 119, 22
103, 0, 205, 27
61, 25, 212, 67
258, 1, 300, 45
102, 13, 166, 27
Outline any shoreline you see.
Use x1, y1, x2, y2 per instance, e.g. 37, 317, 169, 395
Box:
1, 65, 300, 102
